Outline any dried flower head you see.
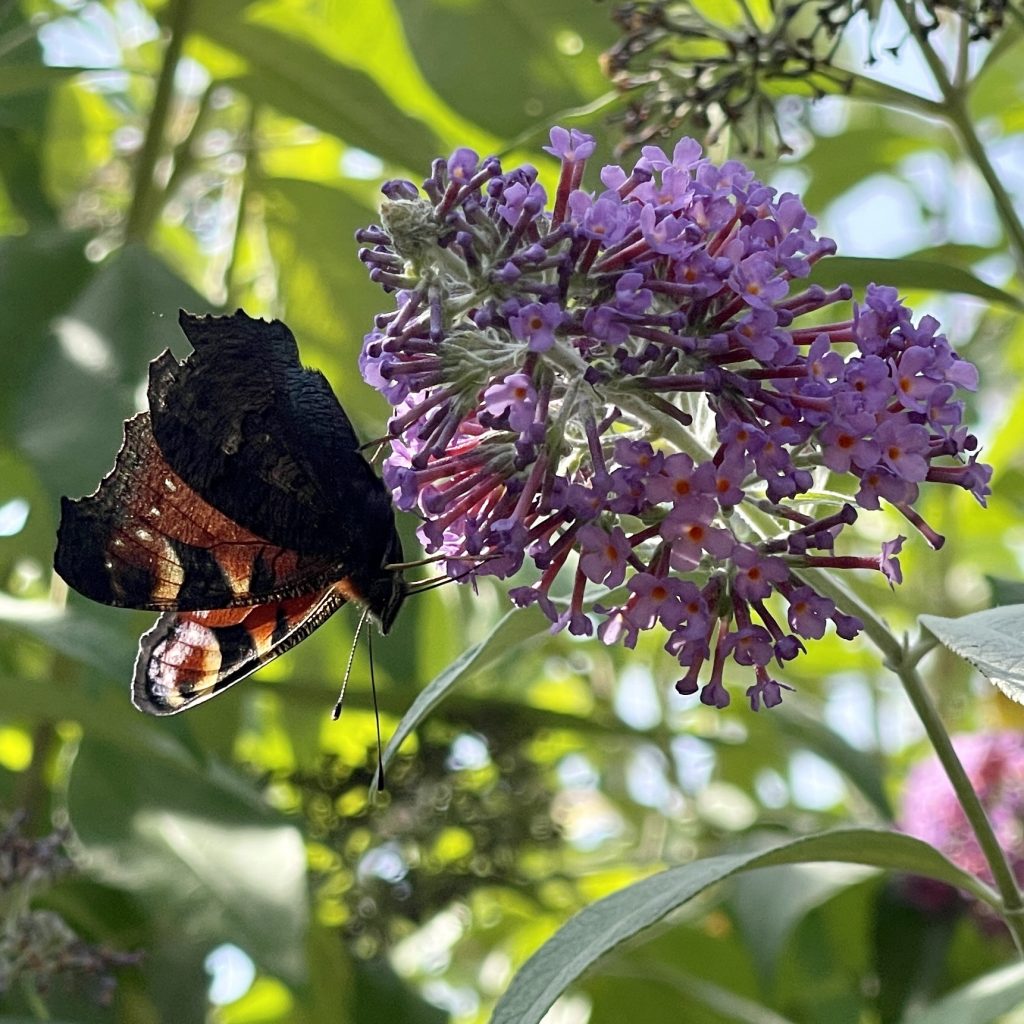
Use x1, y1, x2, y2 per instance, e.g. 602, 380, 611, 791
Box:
0, 816, 141, 1004
357, 127, 988, 711
602, 1, 1010, 156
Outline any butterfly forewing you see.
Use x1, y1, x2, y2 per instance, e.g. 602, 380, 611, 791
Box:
149, 312, 395, 560
55, 413, 343, 611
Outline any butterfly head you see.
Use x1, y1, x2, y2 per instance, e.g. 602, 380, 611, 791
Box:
362, 528, 406, 634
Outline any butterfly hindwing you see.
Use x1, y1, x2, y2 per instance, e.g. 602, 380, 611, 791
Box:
55, 413, 342, 611
134, 582, 354, 715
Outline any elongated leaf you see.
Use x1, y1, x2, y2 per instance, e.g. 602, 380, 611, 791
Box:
906, 963, 1024, 1024
730, 863, 876, 986
489, 829, 994, 1024
0, 595, 137, 678
775, 706, 892, 819
808, 256, 1023, 310
188, 16, 443, 170
920, 606, 1024, 703
599, 965, 799, 1024
376, 604, 550, 781
69, 736, 309, 984
0, 229, 93, 440
872, 883, 958, 1024
354, 959, 449, 1024
985, 577, 1024, 606
0, 65, 83, 99
903, 243, 1002, 265
394, 0, 614, 138
15, 244, 208, 498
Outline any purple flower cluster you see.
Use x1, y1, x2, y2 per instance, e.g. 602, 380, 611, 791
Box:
356, 127, 989, 710
899, 732, 1024, 916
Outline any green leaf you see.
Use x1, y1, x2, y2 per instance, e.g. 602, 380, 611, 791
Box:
730, 862, 876, 987
188, 15, 444, 170
905, 963, 1024, 1024
0, 448, 57, 573
14, 244, 209, 498
68, 735, 309, 984
807, 256, 1023, 310
0, 595, 137, 678
292, 922, 355, 1024
776, 880, 875, 1021
775, 706, 892, 820
260, 177, 382, 427
872, 882, 958, 1024
0, 64, 83, 99
902, 243, 1003, 266
488, 830, 994, 1024
353, 959, 449, 1024
985, 576, 1024, 606
919, 606, 1024, 703
0, 599, 168, 752
799, 123, 944, 214
0, 229, 93, 441
393, 0, 616, 139
376, 605, 550, 781
593, 965, 799, 1024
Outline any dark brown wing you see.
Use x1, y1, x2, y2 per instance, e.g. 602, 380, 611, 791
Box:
55, 413, 342, 611
149, 309, 398, 566
133, 582, 353, 715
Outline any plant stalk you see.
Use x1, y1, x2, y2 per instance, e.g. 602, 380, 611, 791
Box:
893, 648, 1024, 952
123, 0, 193, 244
784, 574, 1024, 949
893, 0, 1024, 275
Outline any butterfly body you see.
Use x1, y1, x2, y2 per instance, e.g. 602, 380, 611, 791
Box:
54, 309, 404, 715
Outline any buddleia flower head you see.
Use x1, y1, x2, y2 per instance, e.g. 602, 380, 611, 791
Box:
357, 127, 989, 711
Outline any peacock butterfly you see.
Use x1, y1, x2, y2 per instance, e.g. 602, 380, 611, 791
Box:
54, 309, 405, 715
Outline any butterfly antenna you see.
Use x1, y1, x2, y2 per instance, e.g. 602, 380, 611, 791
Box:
333, 606, 371, 720
404, 575, 460, 595
357, 433, 393, 453
404, 554, 501, 595
385, 552, 450, 571
357, 436, 391, 464
368, 627, 386, 792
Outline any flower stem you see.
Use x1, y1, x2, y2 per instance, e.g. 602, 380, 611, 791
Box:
806, 568, 1024, 950
123, 0, 194, 244
895, 641, 1024, 952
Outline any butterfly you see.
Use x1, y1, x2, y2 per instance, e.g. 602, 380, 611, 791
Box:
54, 309, 406, 715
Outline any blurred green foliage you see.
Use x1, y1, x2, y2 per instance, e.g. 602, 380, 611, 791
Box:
2, 1, 1024, 1022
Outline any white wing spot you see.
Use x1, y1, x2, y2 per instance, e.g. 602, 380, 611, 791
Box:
135, 527, 153, 542
152, 537, 185, 603
164, 478, 177, 492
